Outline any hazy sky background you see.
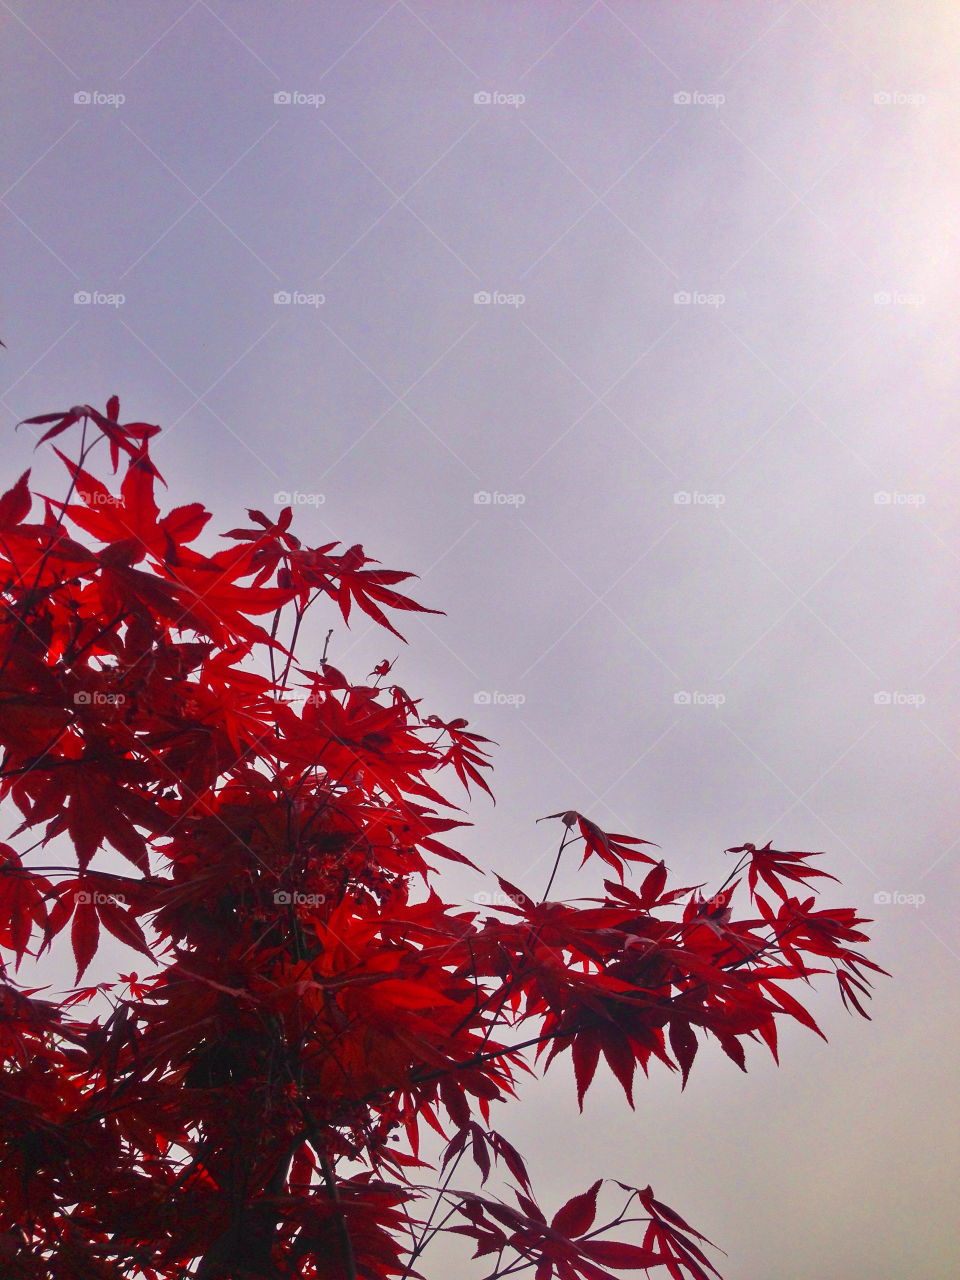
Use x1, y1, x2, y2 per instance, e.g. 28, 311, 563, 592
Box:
2, 3, 959, 1277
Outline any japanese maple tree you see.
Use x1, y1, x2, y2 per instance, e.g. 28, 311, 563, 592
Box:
0, 399, 886, 1279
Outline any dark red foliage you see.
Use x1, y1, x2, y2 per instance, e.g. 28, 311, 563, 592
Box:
0, 401, 886, 1279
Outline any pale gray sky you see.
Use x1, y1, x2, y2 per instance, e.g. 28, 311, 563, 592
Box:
2, 3, 959, 1277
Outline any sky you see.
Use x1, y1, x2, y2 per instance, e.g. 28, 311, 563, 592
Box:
2, 2, 959, 1277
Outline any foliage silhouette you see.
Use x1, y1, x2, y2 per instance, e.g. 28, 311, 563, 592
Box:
0, 400, 886, 1278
